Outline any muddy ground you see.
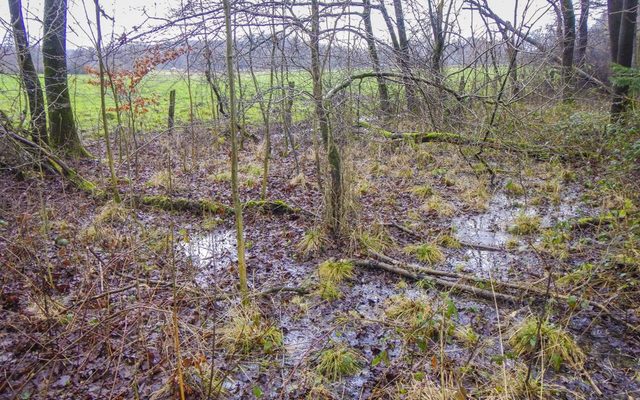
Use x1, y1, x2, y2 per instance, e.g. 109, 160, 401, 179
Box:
1, 123, 639, 399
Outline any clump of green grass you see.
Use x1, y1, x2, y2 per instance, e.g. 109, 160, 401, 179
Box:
201, 216, 223, 230
355, 178, 372, 195
509, 316, 585, 371
94, 200, 131, 225
318, 259, 354, 283
314, 341, 363, 381
505, 179, 525, 196
505, 238, 520, 250
145, 170, 173, 189
437, 234, 461, 249
461, 185, 490, 211
385, 295, 432, 323
508, 213, 541, 235
557, 263, 595, 287
316, 259, 354, 302
404, 243, 444, 265
297, 227, 326, 256
208, 171, 231, 182
454, 325, 480, 347
541, 227, 571, 260
353, 225, 392, 253
410, 184, 434, 198
385, 295, 450, 345
421, 195, 456, 217
221, 305, 283, 354
317, 280, 342, 301
242, 164, 263, 177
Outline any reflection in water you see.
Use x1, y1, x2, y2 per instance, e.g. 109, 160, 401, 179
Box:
181, 229, 237, 287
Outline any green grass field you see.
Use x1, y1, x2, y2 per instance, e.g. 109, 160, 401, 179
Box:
0, 69, 392, 136
0, 70, 320, 135
0, 66, 515, 136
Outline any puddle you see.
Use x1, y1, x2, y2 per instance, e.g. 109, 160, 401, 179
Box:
181, 229, 238, 287
451, 191, 586, 280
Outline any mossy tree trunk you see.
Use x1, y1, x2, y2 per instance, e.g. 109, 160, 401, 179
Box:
43, 0, 87, 157
310, 0, 343, 234
223, 0, 249, 302
9, 0, 48, 145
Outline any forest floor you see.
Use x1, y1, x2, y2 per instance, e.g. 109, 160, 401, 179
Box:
1, 110, 639, 399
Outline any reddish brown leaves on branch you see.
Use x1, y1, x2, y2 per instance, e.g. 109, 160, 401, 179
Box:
84, 46, 190, 115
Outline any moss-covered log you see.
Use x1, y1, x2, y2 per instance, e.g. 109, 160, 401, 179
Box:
137, 195, 233, 215
138, 195, 300, 216
358, 120, 556, 159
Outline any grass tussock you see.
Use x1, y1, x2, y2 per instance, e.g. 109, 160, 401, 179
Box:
508, 213, 541, 235
410, 184, 434, 198
353, 224, 392, 253
297, 227, 326, 256
316, 259, 354, 301
437, 234, 461, 249
95, 200, 131, 226
318, 259, 354, 283
145, 170, 173, 189
421, 195, 456, 217
404, 243, 445, 265
314, 341, 363, 381
220, 305, 283, 354
509, 316, 585, 371
505, 179, 525, 196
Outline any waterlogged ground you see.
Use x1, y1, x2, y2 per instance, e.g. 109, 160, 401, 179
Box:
1, 124, 639, 399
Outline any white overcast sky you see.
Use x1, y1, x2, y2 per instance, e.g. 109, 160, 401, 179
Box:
0, 0, 595, 48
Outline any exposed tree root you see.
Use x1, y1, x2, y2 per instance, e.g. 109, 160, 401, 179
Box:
1, 123, 99, 194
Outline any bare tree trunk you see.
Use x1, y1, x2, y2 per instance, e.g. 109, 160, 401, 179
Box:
576, 0, 589, 66
610, 0, 639, 117
43, 0, 87, 157
468, 0, 607, 89
561, 0, 576, 101
8, 0, 47, 145
93, 0, 120, 203
362, 0, 391, 117
609, 0, 624, 64
500, 26, 519, 97
427, 0, 445, 75
378, 0, 418, 113
310, 0, 330, 147
223, 0, 248, 302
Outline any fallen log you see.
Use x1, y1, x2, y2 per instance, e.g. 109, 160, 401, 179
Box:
358, 120, 555, 159
370, 250, 639, 333
385, 222, 507, 252
353, 259, 517, 303
136, 194, 301, 216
